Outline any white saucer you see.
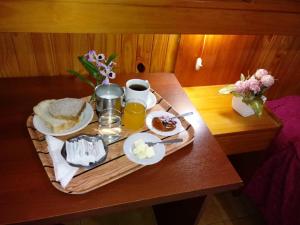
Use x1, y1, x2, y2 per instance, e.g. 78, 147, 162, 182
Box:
146, 111, 184, 136
123, 133, 165, 165
146, 92, 157, 110
33, 103, 94, 136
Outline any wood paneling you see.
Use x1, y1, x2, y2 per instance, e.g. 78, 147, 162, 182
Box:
120, 34, 138, 74
150, 35, 170, 72
0, 1, 300, 34
0, 33, 20, 77
11, 33, 38, 76
176, 34, 300, 99
136, 34, 154, 73
0, 33, 179, 78
31, 33, 57, 76
164, 34, 180, 73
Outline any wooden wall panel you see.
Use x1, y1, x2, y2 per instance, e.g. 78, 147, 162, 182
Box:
0, 33, 178, 78
164, 34, 180, 73
120, 34, 138, 74
0, 1, 300, 35
136, 34, 154, 73
175, 34, 300, 99
11, 33, 38, 76
51, 34, 73, 76
0, 33, 20, 77
70, 34, 89, 73
31, 33, 57, 76
150, 35, 170, 72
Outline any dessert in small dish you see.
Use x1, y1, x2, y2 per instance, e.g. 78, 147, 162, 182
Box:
33, 98, 94, 136
146, 111, 184, 136
123, 133, 165, 165
152, 116, 177, 132
61, 135, 108, 168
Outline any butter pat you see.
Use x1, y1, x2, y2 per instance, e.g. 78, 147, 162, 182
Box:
133, 139, 155, 159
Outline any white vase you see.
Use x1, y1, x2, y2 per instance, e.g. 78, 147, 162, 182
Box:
231, 96, 255, 117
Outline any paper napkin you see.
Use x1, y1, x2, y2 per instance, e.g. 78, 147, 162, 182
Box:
46, 135, 79, 188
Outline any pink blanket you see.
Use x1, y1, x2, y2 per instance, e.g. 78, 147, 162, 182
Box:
245, 96, 300, 225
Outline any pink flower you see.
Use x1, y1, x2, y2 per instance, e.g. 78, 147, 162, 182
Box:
255, 69, 269, 79
248, 78, 261, 94
261, 75, 275, 87
235, 80, 248, 94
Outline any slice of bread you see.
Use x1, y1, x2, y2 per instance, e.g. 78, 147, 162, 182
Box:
48, 98, 86, 121
33, 100, 79, 133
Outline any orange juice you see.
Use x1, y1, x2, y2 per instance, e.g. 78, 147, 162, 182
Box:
123, 102, 146, 130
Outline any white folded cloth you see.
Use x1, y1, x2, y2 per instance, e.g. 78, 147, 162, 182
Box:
46, 135, 79, 188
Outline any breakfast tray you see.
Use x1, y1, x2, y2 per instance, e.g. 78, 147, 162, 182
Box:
26, 90, 195, 194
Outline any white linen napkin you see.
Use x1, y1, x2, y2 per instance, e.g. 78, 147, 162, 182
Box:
46, 135, 79, 188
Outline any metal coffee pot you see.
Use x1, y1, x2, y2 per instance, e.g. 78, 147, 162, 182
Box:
95, 83, 124, 115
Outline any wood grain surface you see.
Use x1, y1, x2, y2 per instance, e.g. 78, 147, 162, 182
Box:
0, 1, 299, 34
176, 34, 300, 99
27, 91, 195, 194
1, 33, 300, 101
0, 73, 241, 225
0, 33, 179, 78
184, 85, 282, 155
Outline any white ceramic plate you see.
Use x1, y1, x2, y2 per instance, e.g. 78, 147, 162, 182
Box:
33, 103, 94, 136
146, 111, 184, 136
146, 92, 157, 110
123, 133, 165, 165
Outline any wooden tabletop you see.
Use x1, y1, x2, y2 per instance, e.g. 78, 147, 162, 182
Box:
184, 85, 281, 136
184, 85, 281, 154
0, 73, 241, 225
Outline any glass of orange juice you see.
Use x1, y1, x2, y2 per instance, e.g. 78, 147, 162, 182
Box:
123, 98, 146, 130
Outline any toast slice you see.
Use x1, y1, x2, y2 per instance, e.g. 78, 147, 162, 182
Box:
48, 98, 86, 121
33, 100, 78, 133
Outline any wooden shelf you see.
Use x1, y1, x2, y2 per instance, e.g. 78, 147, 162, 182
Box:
184, 85, 282, 155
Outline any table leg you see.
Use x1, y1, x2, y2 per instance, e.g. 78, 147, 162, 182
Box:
153, 196, 207, 225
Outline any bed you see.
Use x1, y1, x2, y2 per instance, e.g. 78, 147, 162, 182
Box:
245, 96, 300, 225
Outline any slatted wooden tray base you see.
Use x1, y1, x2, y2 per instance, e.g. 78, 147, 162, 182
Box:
26, 90, 195, 194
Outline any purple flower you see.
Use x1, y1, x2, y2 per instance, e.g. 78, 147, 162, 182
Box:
85, 50, 97, 62
99, 69, 106, 77
96, 61, 107, 70
255, 69, 269, 79
101, 76, 110, 85
261, 75, 275, 87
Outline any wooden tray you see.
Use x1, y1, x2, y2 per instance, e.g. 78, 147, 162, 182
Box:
26, 90, 195, 194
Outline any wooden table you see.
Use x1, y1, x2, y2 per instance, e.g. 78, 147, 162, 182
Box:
184, 85, 282, 155
0, 73, 241, 225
